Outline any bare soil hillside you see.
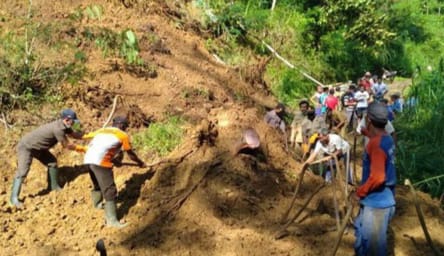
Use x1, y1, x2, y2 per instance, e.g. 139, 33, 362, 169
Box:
0, 1, 443, 255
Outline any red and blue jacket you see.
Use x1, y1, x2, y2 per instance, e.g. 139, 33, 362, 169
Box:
357, 133, 396, 208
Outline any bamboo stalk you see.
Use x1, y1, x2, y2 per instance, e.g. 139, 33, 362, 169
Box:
280, 156, 332, 223
405, 179, 440, 256
261, 41, 325, 87
330, 160, 341, 232
413, 174, 444, 187
331, 201, 354, 256
275, 183, 326, 239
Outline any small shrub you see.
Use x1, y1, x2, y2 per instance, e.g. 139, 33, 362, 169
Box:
181, 87, 209, 99
132, 116, 184, 157
120, 29, 143, 65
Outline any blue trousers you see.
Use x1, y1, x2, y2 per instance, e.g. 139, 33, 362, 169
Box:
354, 205, 395, 256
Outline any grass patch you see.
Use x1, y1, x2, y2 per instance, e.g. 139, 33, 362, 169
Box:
133, 116, 184, 157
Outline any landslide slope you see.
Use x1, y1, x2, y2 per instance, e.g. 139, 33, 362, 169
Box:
0, 1, 443, 255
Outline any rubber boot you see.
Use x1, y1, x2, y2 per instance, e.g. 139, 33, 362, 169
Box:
48, 166, 62, 191
91, 190, 104, 209
10, 177, 23, 207
104, 201, 128, 228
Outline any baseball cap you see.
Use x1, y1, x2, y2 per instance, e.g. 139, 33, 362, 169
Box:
61, 109, 79, 122
367, 102, 388, 124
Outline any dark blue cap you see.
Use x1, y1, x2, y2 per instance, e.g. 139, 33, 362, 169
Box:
61, 109, 79, 122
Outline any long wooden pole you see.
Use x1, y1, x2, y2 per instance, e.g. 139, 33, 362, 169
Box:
405, 179, 440, 256
102, 95, 122, 128
331, 202, 354, 256
275, 183, 326, 240
261, 41, 325, 87
280, 156, 332, 223
330, 160, 341, 232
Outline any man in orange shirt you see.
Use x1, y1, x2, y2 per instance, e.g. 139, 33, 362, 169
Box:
80, 116, 146, 228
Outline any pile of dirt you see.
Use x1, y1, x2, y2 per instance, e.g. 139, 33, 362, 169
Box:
0, 1, 443, 255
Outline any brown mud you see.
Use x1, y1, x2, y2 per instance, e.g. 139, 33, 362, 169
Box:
0, 1, 443, 255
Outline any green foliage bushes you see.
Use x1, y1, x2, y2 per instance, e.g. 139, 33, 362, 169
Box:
87, 27, 143, 65
395, 63, 444, 197
189, 0, 444, 196
0, 19, 86, 113
191, 0, 444, 100
0, 3, 156, 114
133, 117, 184, 157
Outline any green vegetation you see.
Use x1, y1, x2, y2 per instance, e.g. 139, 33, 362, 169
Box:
82, 26, 143, 65
1, 1, 443, 198
0, 8, 86, 114
0, 3, 157, 115
133, 117, 184, 157
189, 0, 444, 102
186, 0, 444, 197
395, 63, 444, 197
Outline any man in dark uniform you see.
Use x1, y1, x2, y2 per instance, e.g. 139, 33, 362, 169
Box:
10, 109, 83, 207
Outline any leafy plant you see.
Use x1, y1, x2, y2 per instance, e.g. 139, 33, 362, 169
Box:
395, 62, 444, 197
93, 27, 119, 58
132, 117, 184, 157
120, 29, 143, 65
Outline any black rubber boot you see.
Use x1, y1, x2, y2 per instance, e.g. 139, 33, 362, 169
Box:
10, 177, 23, 207
91, 190, 104, 209
104, 201, 128, 228
48, 166, 62, 191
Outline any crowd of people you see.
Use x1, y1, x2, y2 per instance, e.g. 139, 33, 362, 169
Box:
8, 70, 401, 252
264, 71, 400, 255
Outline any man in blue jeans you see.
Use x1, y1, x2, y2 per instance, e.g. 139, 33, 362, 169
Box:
354, 102, 396, 255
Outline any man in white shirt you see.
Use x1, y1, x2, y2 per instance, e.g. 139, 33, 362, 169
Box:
371, 77, 388, 102
303, 128, 352, 183
354, 85, 370, 117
